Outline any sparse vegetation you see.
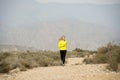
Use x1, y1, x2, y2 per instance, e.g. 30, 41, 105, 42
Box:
66, 51, 85, 58
83, 43, 120, 72
0, 49, 91, 73
0, 51, 60, 73
71, 48, 96, 57
0, 43, 120, 73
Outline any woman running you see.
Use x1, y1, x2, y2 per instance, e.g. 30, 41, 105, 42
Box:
58, 35, 67, 66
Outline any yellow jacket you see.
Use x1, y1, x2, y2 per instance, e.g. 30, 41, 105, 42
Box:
58, 40, 67, 50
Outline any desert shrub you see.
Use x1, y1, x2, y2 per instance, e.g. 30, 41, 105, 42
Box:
107, 56, 118, 72
97, 42, 114, 54
83, 43, 120, 71
67, 50, 90, 58
97, 47, 108, 54
0, 54, 20, 73
93, 54, 108, 63
73, 48, 83, 52
0, 50, 88, 73
0, 51, 61, 73
107, 47, 120, 71
0, 52, 11, 61
83, 54, 108, 64
0, 61, 10, 73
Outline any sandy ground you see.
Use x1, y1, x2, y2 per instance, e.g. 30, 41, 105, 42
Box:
0, 58, 120, 80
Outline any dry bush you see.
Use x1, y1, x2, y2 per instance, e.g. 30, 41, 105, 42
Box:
84, 55, 107, 65
107, 47, 120, 71
0, 51, 60, 73
67, 51, 91, 58
97, 47, 108, 54
0, 50, 88, 73
83, 43, 120, 72
0, 53, 20, 73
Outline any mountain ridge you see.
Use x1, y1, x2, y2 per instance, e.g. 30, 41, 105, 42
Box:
0, 44, 37, 52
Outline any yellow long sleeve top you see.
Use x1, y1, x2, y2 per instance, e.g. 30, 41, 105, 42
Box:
58, 40, 67, 50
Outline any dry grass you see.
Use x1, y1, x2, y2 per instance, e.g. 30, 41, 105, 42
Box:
83, 43, 120, 72
0, 51, 60, 73
0, 43, 119, 73
0, 50, 86, 73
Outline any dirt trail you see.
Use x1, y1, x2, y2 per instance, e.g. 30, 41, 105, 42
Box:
0, 58, 120, 80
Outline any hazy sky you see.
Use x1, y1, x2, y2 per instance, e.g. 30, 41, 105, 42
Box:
35, 0, 120, 4
0, 0, 120, 50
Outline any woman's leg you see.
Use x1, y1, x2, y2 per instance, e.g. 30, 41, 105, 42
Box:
60, 50, 67, 65
60, 51, 64, 64
63, 50, 66, 64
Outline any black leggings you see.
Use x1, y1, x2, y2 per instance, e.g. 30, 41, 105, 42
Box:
60, 50, 67, 64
